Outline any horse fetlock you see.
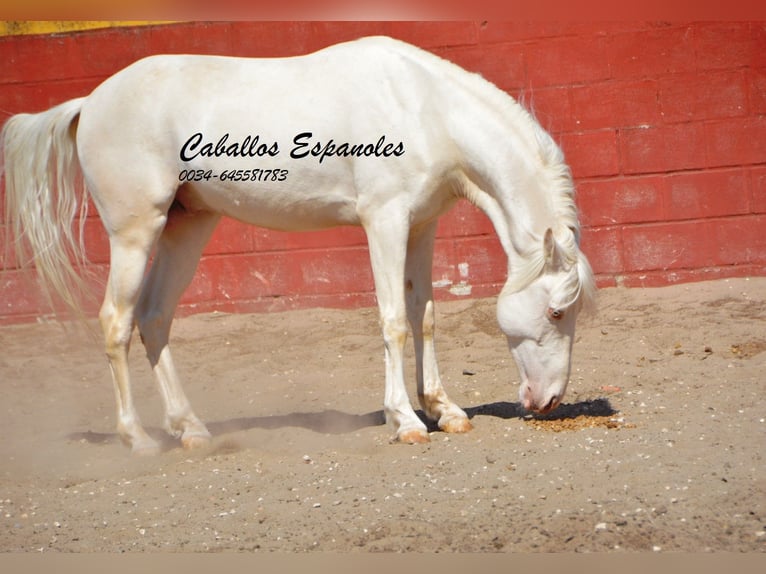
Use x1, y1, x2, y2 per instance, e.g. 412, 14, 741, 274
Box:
418, 393, 472, 433
419, 391, 458, 419
165, 412, 212, 449
119, 425, 160, 456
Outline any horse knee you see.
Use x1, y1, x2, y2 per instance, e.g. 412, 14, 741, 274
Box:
381, 316, 408, 351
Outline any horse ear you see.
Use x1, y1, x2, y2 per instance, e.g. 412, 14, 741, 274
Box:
543, 228, 557, 268
543, 228, 563, 270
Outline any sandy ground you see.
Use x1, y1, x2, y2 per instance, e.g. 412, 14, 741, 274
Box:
0, 277, 764, 553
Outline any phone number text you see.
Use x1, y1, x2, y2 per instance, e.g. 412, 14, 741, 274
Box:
178, 168, 289, 183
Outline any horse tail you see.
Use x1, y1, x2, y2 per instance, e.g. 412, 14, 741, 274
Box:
2, 97, 91, 315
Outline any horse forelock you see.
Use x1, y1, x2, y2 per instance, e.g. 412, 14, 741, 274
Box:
505, 240, 596, 315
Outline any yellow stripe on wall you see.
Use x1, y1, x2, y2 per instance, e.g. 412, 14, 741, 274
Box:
0, 21, 174, 36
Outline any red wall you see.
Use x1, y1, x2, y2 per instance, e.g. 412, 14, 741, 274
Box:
1, 21, 764, 322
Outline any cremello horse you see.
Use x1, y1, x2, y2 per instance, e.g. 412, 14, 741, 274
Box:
2, 36, 595, 454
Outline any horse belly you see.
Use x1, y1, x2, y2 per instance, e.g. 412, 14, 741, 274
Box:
175, 178, 361, 231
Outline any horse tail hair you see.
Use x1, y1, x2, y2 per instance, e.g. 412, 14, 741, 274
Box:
2, 97, 91, 316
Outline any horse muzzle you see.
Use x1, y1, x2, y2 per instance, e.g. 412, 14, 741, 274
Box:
521, 383, 563, 414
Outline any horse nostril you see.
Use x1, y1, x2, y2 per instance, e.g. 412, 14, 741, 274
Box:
542, 396, 558, 413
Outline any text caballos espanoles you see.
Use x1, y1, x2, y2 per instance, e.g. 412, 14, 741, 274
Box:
180, 132, 405, 164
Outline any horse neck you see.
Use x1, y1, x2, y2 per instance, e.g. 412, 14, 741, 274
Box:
446, 87, 562, 270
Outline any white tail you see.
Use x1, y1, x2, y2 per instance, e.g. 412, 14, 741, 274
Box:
2, 97, 90, 313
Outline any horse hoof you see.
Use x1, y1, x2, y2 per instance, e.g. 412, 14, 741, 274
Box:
182, 434, 211, 450
440, 416, 473, 434
397, 428, 431, 444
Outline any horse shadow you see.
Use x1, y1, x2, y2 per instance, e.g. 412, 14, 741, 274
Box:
464, 397, 617, 423
189, 397, 616, 436
67, 398, 617, 450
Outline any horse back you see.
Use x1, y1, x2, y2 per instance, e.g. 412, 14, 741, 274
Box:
73, 37, 461, 230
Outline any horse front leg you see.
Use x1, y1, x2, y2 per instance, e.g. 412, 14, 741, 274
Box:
365, 217, 430, 444
406, 223, 472, 434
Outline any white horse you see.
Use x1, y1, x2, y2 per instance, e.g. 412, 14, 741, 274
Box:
2, 36, 595, 454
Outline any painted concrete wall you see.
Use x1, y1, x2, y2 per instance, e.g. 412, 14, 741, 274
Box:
1, 21, 764, 322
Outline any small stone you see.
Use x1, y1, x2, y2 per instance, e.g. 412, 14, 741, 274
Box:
595, 522, 608, 531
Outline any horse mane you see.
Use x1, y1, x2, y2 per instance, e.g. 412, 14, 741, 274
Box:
373, 37, 597, 312
438, 48, 596, 312
503, 128, 597, 313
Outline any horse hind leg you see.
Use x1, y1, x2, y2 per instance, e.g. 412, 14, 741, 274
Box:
136, 207, 220, 450
405, 222, 472, 434
100, 213, 168, 455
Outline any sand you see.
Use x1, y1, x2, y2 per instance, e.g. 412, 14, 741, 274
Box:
0, 277, 764, 552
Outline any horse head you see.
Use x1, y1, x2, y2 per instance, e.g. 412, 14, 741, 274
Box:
497, 227, 595, 414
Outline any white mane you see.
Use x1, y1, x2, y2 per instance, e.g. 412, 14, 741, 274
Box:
501, 128, 596, 313
399, 39, 596, 312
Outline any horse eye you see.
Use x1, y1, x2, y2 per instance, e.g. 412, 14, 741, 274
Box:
547, 307, 563, 320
